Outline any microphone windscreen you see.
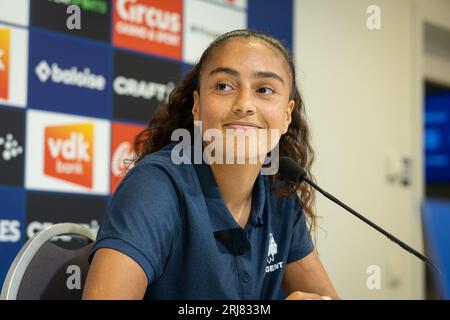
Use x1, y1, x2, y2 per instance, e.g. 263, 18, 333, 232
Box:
279, 157, 307, 182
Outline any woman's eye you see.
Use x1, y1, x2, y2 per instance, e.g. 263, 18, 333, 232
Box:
215, 83, 233, 91
257, 86, 275, 95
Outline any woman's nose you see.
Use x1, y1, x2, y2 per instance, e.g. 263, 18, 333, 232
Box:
231, 89, 256, 115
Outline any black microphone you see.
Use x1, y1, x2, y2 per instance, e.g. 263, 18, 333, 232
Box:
278, 156, 440, 274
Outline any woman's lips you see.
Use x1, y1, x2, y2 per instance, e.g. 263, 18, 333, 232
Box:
224, 124, 261, 130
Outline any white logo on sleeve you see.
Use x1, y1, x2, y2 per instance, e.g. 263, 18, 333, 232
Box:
265, 233, 283, 273
267, 233, 277, 263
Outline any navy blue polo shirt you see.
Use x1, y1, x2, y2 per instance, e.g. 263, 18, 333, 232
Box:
90, 142, 314, 299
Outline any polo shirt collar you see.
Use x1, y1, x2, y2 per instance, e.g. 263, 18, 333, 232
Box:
192, 149, 266, 232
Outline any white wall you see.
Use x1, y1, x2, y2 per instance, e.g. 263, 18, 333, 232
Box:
293, 0, 438, 299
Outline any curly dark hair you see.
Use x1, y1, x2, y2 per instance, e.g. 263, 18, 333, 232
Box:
131, 29, 318, 231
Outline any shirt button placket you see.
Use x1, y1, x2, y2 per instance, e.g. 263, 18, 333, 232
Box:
239, 245, 248, 255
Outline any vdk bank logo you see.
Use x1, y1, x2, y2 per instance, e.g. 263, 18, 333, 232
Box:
34, 60, 106, 91
0, 28, 10, 100
44, 123, 94, 188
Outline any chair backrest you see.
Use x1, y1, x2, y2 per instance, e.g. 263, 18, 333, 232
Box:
1, 223, 96, 300
422, 198, 450, 300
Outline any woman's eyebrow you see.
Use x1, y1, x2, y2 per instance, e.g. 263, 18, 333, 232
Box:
254, 71, 285, 85
208, 67, 239, 78
208, 67, 285, 85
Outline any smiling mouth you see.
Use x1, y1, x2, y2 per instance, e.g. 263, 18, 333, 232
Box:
223, 123, 264, 130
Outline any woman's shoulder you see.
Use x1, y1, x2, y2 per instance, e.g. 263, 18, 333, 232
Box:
136, 142, 177, 167
111, 145, 187, 213
124, 142, 197, 193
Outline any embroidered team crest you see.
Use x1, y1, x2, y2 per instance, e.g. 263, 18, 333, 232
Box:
265, 233, 283, 273
267, 233, 278, 264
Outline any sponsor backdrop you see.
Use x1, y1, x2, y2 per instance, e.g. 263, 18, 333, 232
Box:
0, 0, 293, 287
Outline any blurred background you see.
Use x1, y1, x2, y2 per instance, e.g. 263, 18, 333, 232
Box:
0, 0, 449, 300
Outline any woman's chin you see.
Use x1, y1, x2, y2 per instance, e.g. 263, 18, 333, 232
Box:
206, 152, 268, 165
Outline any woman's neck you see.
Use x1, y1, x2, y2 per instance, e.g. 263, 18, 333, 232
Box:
209, 162, 261, 227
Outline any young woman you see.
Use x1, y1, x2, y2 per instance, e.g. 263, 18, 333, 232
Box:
82, 29, 338, 300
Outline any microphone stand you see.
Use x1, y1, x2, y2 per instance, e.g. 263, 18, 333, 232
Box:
302, 175, 440, 275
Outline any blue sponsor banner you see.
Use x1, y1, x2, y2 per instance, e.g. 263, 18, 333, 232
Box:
28, 29, 112, 119
248, 0, 293, 54
425, 92, 450, 183
181, 62, 194, 76
0, 186, 26, 288
422, 199, 450, 299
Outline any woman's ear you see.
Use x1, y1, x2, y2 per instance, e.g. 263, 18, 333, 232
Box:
283, 100, 295, 134
192, 90, 200, 122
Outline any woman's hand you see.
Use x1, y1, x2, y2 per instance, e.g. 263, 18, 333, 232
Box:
282, 252, 339, 300
285, 291, 333, 300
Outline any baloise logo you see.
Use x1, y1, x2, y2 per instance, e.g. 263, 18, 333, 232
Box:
34, 60, 106, 91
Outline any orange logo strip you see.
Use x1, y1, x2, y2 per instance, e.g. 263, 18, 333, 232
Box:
0, 28, 11, 101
